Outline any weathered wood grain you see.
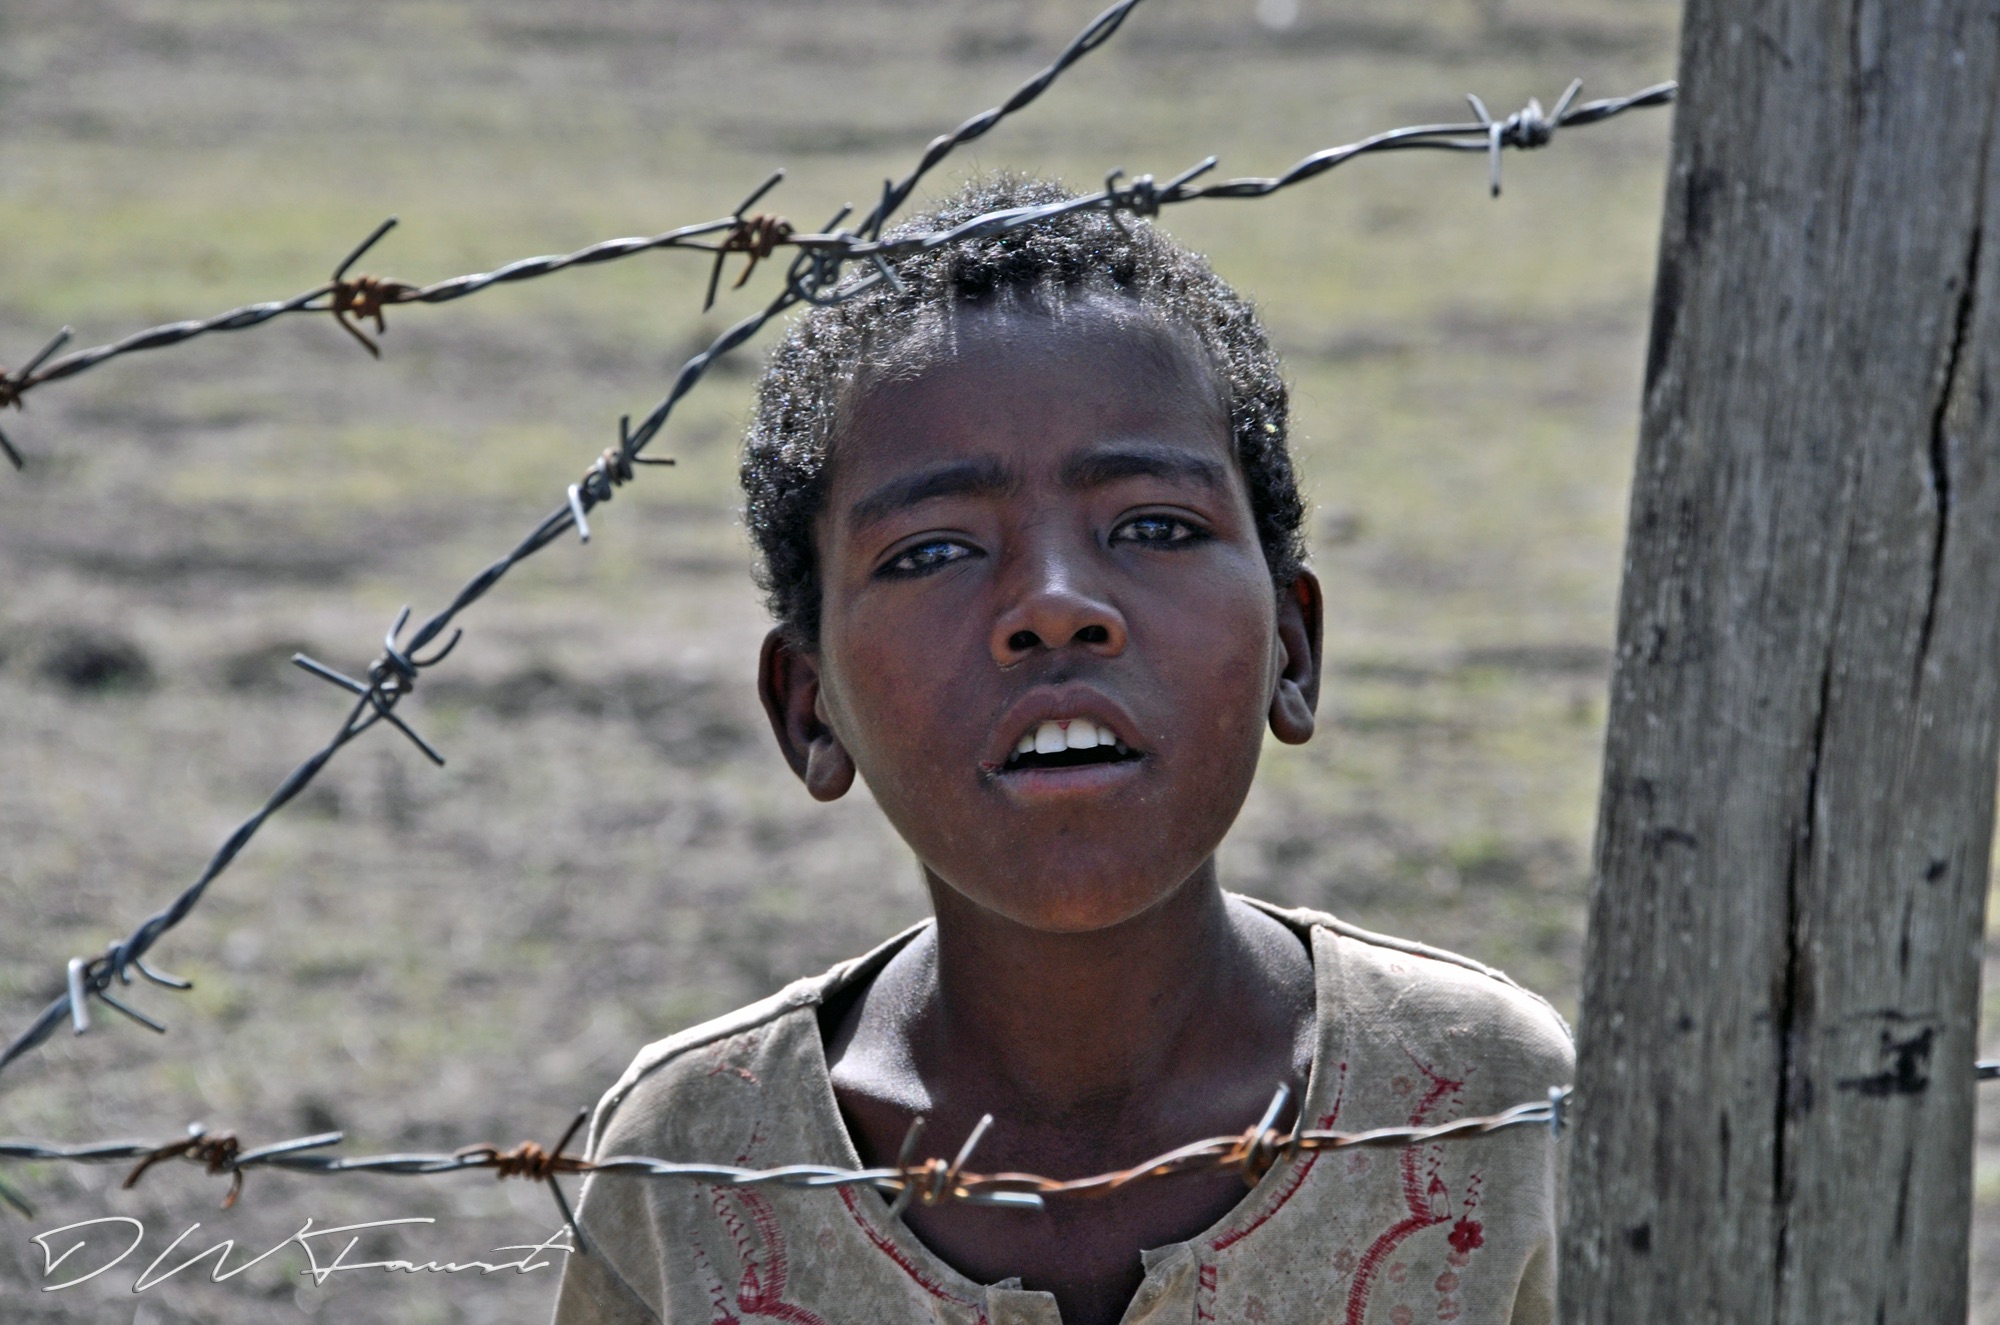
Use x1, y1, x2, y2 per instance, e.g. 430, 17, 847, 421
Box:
1563, 3, 2000, 1321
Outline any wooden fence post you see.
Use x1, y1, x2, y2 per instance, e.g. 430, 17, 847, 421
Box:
1561, 3, 2000, 1320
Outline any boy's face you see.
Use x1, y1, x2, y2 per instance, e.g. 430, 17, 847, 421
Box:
759, 297, 1321, 934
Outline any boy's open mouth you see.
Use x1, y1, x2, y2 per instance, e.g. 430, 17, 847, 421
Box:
1001, 718, 1141, 773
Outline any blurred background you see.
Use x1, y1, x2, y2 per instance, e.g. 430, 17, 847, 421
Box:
3, 1, 1987, 1321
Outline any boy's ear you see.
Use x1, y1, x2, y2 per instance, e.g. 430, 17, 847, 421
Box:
1268, 569, 1323, 746
757, 628, 856, 802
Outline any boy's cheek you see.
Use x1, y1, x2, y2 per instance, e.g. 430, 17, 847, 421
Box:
818, 622, 992, 770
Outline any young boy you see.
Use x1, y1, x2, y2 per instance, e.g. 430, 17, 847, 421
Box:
552, 177, 1571, 1325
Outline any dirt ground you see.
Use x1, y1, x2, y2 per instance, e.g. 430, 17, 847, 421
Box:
2, 1, 1993, 1321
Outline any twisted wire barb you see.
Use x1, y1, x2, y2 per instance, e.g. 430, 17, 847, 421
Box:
0, 1084, 1566, 1240
0, 0, 1674, 1079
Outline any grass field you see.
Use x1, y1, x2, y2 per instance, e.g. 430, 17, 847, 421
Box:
3, 1, 1994, 1321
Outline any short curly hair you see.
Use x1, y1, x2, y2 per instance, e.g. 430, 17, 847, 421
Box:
740, 175, 1306, 646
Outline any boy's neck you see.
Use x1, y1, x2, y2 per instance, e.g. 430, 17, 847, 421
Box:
916, 863, 1303, 1120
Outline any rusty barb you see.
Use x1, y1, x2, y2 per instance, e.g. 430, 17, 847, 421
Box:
122, 1126, 246, 1209
1, 1088, 1565, 1236
329, 276, 418, 359
705, 213, 797, 311
324, 217, 418, 359
454, 1110, 594, 1251
704, 169, 795, 313
0, 0, 1673, 1088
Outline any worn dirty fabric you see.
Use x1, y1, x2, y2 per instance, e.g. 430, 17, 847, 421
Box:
551, 899, 1573, 1325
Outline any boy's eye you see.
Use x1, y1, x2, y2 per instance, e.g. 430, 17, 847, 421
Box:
1112, 514, 1202, 546
883, 539, 976, 576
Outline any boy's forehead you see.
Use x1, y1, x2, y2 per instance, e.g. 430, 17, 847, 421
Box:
829, 298, 1233, 492
858, 294, 1223, 401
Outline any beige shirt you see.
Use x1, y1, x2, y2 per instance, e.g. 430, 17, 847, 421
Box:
552, 900, 1573, 1325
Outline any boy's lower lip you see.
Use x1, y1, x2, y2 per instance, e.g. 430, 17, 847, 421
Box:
986, 754, 1147, 797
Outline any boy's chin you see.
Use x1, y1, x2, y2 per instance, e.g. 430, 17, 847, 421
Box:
926, 862, 1211, 936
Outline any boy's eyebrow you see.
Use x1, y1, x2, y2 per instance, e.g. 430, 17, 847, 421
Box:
847, 457, 1016, 526
1059, 443, 1227, 492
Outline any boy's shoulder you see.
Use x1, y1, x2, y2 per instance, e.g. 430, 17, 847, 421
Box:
1249, 897, 1572, 1036
581, 923, 923, 1160
1245, 896, 1574, 1108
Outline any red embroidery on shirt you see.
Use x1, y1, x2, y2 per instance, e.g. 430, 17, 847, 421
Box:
703, 1032, 765, 1086
1447, 1217, 1483, 1255
1193, 1262, 1222, 1321
691, 1241, 744, 1325
739, 1190, 826, 1324
1437, 1174, 1485, 1320
1342, 1055, 1465, 1325
837, 1185, 990, 1325
1208, 1062, 1349, 1253
702, 1184, 827, 1325
711, 1186, 754, 1262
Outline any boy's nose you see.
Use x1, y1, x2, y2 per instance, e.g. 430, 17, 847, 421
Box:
989, 556, 1128, 665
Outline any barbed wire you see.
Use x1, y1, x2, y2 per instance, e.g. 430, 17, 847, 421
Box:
0, 0, 1146, 471
0, 0, 1674, 1082
0, 0, 1671, 469
0, 1083, 1568, 1246
14, 1062, 1998, 1232
0, 193, 784, 474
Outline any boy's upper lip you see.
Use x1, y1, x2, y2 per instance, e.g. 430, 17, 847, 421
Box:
985, 685, 1144, 769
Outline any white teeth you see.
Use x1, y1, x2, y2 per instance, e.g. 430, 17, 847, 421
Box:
1008, 718, 1124, 760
